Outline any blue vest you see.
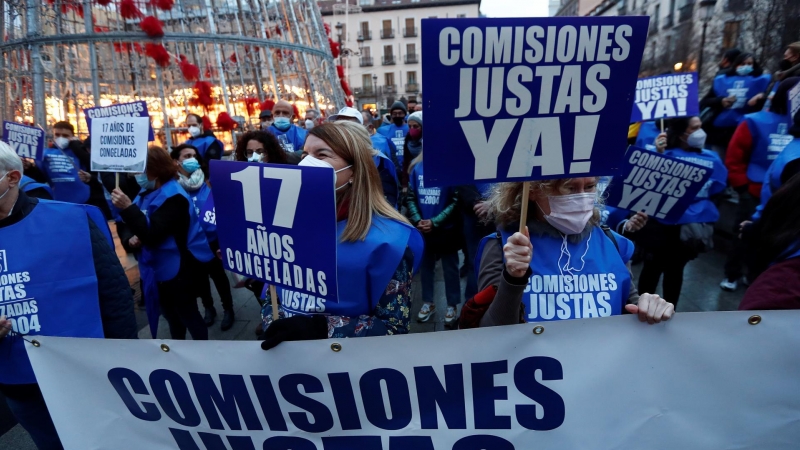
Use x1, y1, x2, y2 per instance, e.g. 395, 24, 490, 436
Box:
742, 111, 793, 183
186, 182, 216, 242
371, 133, 395, 160
496, 227, 633, 322
184, 135, 223, 159
377, 124, 409, 166
634, 121, 661, 152
753, 138, 800, 221
0, 201, 102, 384
41, 147, 90, 204
133, 180, 214, 337
409, 163, 455, 227
275, 216, 423, 318
712, 74, 771, 128
268, 125, 307, 153
664, 148, 728, 224
374, 152, 399, 208
19, 175, 52, 198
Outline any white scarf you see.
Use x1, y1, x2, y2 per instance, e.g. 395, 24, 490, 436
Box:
178, 169, 206, 192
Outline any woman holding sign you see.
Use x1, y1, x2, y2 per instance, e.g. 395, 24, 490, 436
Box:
638, 116, 727, 305
260, 122, 423, 350
111, 146, 215, 340
469, 178, 673, 327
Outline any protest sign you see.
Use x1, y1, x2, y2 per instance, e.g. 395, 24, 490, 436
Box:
789, 80, 800, 119
209, 160, 339, 311
84, 100, 155, 141
629, 72, 699, 122
26, 311, 800, 449
604, 146, 712, 223
90, 117, 149, 172
421, 17, 648, 187
2, 121, 45, 161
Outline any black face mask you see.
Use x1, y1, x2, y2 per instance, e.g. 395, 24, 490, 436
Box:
779, 59, 794, 71
392, 116, 405, 126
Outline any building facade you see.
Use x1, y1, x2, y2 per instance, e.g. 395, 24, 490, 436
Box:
319, 0, 481, 112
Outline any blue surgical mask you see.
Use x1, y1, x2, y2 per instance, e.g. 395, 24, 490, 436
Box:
273, 117, 291, 131
736, 65, 753, 76
135, 172, 156, 190
181, 157, 201, 174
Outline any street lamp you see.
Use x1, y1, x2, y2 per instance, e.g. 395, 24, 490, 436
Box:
674, 62, 683, 72
697, 0, 717, 80
372, 74, 378, 105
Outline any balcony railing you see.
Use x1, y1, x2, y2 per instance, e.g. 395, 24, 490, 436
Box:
404, 53, 418, 64
663, 15, 674, 28
358, 30, 372, 40
382, 85, 397, 94
725, 0, 750, 11
679, 2, 695, 22
362, 85, 375, 95
359, 56, 373, 67
406, 83, 420, 93
353, 87, 363, 95
403, 27, 417, 37
648, 23, 659, 35
380, 28, 394, 39
382, 56, 396, 65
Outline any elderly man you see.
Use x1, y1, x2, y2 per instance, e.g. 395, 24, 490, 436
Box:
0, 141, 137, 449
267, 100, 308, 153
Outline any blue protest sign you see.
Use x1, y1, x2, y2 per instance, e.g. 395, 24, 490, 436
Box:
421, 17, 649, 187
630, 72, 699, 122
2, 121, 45, 161
789, 80, 800, 119
604, 147, 712, 224
83, 101, 155, 141
209, 160, 339, 305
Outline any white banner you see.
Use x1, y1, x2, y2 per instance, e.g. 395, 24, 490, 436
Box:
26, 311, 800, 450
90, 116, 149, 172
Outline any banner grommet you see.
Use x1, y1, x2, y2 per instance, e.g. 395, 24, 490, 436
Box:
748, 315, 762, 325
31, 339, 41, 347
532, 326, 544, 335
331, 343, 342, 352
160, 344, 170, 352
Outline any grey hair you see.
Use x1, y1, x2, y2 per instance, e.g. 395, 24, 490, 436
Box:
306, 108, 320, 119
0, 141, 22, 175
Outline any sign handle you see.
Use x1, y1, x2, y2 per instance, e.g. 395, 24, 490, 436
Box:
519, 181, 531, 234
115, 172, 119, 190
269, 284, 279, 321
660, 118, 665, 133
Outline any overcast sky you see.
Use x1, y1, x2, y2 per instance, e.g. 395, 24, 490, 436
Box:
480, 0, 549, 17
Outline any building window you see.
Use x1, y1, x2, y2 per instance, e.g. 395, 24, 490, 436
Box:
359, 21, 371, 40
381, 20, 394, 39
359, 0, 371, 5
404, 18, 416, 37
385, 72, 395, 87
722, 21, 740, 50
382, 45, 395, 65
407, 71, 417, 83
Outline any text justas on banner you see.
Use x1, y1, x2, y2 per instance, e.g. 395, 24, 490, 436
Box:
90, 117, 150, 173
629, 72, 699, 122
421, 17, 649, 187
24, 311, 800, 449
2, 121, 45, 161
84, 100, 155, 142
209, 160, 339, 312
603, 146, 712, 224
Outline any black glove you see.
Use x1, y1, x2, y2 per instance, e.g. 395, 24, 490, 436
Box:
260, 315, 329, 350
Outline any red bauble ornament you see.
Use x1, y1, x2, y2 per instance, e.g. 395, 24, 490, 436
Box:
193, 81, 214, 107
260, 99, 275, 112
144, 43, 170, 67
119, 0, 143, 19
244, 97, 260, 116
202, 115, 213, 130
216, 112, 236, 131
151, 0, 174, 11
139, 16, 164, 38
178, 58, 200, 81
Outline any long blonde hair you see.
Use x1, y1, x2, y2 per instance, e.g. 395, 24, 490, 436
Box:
307, 121, 409, 242
488, 178, 603, 226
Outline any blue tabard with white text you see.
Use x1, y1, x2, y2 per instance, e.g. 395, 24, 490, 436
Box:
634, 121, 660, 152
409, 163, 455, 228
501, 227, 632, 322
41, 147, 90, 204
134, 180, 214, 337
277, 215, 423, 317
712, 74, 771, 128
371, 133, 396, 161
664, 148, 727, 224
187, 183, 217, 242
742, 111, 793, 183
184, 135, 223, 160
377, 123, 408, 167
753, 138, 800, 221
268, 125, 307, 153
0, 201, 102, 384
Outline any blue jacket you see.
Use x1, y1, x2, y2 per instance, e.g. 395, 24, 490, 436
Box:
184, 134, 224, 160
753, 138, 800, 221
712, 73, 771, 128
268, 124, 307, 153
741, 111, 793, 183
634, 121, 661, 152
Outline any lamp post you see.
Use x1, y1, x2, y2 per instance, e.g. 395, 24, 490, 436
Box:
335, 22, 344, 67
372, 74, 378, 106
697, 0, 717, 81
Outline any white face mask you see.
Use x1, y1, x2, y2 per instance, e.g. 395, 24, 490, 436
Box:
305, 119, 315, 130
261, 120, 272, 128
248, 153, 262, 162
541, 192, 596, 235
54, 137, 70, 149
686, 128, 707, 149
188, 126, 201, 138
298, 156, 352, 190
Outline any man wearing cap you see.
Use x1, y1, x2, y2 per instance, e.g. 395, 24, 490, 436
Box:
377, 101, 409, 169
259, 110, 273, 130
267, 100, 307, 154
330, 107, 399, 208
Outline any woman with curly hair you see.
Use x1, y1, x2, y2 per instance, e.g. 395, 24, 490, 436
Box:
233, 130, 288, 164
468, 177, 673, 328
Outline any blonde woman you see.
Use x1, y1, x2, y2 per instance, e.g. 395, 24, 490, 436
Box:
261, 122, 424, 350
470, 177, 673, 328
